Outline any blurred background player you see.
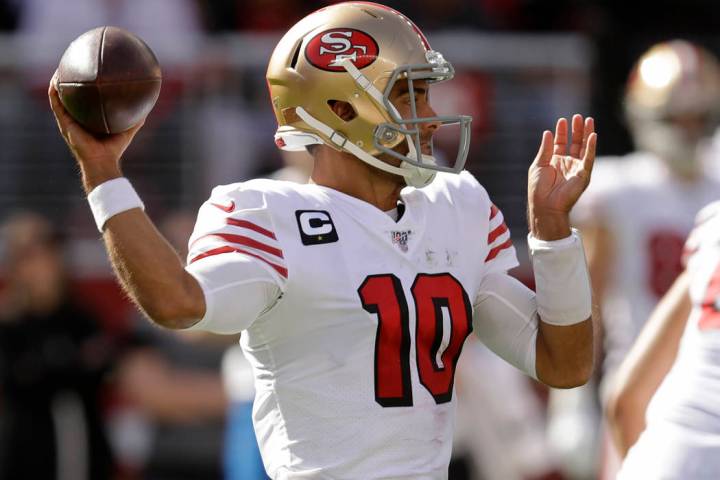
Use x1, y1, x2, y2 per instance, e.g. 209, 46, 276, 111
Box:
607, 201, 720, 478
548, 39, 720, 479
0, 212, 116, 480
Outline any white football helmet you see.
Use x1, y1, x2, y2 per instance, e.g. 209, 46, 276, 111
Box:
266, 2, 472, 187
625, 40, 720, 176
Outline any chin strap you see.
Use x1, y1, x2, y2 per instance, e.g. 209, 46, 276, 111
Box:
341, 59, 437, 186
341, 59, 386, 105
277, 58, 438, 187
294, 106, 435, 187
402, 135, 436, 187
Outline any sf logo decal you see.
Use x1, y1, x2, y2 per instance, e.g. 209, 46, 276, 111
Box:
305, 28, 379, 72
296, 210, 339, 245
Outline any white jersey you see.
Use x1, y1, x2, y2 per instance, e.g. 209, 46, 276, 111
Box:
573, 152, 720, 383
619, 202, 720, 479
185, 171, 520, 479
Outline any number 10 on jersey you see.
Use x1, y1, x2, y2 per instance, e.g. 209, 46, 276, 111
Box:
358, 273, 472, 407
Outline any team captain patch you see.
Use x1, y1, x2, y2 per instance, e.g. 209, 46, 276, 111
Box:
296, 210, 339, 245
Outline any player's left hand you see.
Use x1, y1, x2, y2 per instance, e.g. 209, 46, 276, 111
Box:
527, 115, 596, 240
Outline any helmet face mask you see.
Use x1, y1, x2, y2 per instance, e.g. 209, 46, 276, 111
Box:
374, 52, 472, 175
267, 2, 473, 187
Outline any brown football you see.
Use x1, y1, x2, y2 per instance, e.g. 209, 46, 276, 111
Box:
56, 26, 162, 134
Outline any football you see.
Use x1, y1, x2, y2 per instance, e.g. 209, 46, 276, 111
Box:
56, 26, 162, 134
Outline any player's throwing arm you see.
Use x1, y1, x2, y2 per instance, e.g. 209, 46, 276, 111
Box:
528, 115, 597, 387
48, 75, 207, 329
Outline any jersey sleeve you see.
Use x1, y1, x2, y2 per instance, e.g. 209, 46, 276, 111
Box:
446, 171, 519, 275
184, 184, 287, 334
484, 200, 519, 274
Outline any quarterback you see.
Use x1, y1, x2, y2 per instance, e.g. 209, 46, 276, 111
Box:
50, 3, 596, 478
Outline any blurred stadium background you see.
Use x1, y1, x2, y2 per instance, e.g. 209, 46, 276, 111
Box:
0, 1, 719, 479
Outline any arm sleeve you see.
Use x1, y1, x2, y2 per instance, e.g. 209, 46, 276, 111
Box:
185, 254, 281, 334
473, 272, 539, 380
183, 184, 287, 334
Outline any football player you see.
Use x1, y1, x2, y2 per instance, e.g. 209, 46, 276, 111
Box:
548, 40, 720, 479
49, 3, 596, 478
585, 41, 720, 398
607, 201, 720, 478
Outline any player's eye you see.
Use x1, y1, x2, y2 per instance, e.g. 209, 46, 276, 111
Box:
399, 92, 422, 105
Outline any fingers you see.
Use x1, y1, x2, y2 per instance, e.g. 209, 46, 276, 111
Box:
49, 72, 94, 148
48, 72, 70, 138
122, 118, 146, 142
569, 114, 584, 158
582, 132, 597, 177
48, 71, 77, 135
579, 117, 594, 159
553, 117, 568, 156
533, 130, 554, 167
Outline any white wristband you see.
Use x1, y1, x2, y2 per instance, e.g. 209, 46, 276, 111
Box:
528, 228, 592, 326
87, 177, 144, 232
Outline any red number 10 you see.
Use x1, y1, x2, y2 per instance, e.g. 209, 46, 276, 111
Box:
358, 273, 472, 407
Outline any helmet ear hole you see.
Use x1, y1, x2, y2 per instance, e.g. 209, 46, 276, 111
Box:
328, 100, 357, 122
288, 39, 302, 69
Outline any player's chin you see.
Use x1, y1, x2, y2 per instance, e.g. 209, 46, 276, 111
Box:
373, 154, 406, 186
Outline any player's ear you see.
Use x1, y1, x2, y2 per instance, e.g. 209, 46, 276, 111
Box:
328, 100, 357, 122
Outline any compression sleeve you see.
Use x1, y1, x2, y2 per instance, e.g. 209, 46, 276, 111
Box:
473, 273, 539, 380
185, 253, 282, 334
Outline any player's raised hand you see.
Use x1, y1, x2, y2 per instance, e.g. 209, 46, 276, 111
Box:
48, 71, 145, 191
527, 114, 597, 240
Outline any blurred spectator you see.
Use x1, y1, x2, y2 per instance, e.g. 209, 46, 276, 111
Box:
16, 0, 202, 77
113, 321, 229, 479
195, 68, 280, 186
0, 212, 115, 479
234, 0, 304, 31
110, 210, 230, 479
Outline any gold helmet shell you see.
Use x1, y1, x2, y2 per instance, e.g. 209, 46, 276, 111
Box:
625, 40, 720, 121
266, 2, 472, 187
624, 40, 720, 175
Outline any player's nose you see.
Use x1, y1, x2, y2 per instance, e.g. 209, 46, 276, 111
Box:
419, 103, 441, 135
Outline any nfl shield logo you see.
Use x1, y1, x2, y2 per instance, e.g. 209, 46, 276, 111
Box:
391, 230, 411, 252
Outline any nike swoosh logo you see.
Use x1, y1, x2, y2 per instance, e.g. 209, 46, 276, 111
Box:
210, 200, 235, 213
